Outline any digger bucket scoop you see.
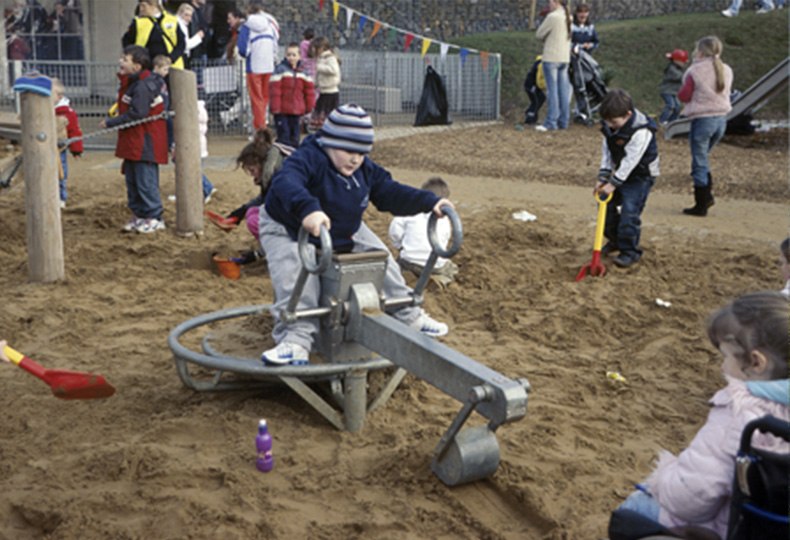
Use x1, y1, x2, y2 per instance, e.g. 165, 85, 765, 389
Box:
575, 192, 612, 282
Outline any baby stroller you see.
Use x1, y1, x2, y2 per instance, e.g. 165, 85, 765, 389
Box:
608, 414, 790, 540
569, 46, 607, 125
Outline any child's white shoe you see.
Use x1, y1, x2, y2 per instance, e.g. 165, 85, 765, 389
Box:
122, 217, 141, 232
134, 218, 166, 234
409, 311, 449, 338
261, 342, 309, 366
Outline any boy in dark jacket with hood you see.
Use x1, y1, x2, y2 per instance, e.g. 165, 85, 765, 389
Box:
100, 45, 168, 234
595, 89, 659, 269
259, 104, 453, 365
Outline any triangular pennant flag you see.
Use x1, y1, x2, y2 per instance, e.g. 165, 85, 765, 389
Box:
345, 8, 354, 30
387, 27, 397, 46
440, 42, 449, 61
318, 0, 324, 11
481, 51, 489, 71
403, 33, 414, 51
459, 48, 469, 67
332, 1, 339, 21
370, 21, 382, 40
358, 15, 367, 34
421, 38, 432, 57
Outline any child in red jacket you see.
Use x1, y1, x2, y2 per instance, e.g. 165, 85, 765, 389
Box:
52, 78, 83, 208
269, 42, 315, 148
100, 45, 169, 234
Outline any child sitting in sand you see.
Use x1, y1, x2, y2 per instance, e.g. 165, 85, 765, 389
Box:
208, 129, 292, 239
389, 177, 459, 287
610, 291, 789, 538
259, 104, 453, 365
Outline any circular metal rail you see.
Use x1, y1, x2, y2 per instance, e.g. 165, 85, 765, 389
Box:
168, 304, 394, 391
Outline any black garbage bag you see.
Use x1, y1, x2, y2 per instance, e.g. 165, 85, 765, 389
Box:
414, 66, 451, 127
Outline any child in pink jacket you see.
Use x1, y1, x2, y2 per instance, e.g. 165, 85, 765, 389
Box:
614, 291, 789, 538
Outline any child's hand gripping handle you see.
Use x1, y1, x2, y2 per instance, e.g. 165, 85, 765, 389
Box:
281, 225, 333, 324
412, 205, 463, 302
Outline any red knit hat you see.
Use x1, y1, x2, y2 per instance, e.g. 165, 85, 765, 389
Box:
666, 49, 689, 63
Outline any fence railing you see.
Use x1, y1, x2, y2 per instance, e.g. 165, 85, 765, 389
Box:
0, 50, 500, 149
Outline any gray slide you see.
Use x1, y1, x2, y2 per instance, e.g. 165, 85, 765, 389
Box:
664, 56, 789, 140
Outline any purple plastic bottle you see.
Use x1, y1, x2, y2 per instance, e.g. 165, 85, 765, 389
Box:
255, 419, 274, 472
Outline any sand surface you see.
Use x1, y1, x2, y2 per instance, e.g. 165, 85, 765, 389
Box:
0, 123, 787, 539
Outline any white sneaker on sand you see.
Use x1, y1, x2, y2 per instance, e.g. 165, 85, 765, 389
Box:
122, 217, 141, 232
409, 311, 449, 338
204, 188, 218, 204
535, 125, 549, 132
134, 218, 166, 234
261, 342, 309, 365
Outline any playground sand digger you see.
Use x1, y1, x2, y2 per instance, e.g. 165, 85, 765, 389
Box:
0, 123, 787, 538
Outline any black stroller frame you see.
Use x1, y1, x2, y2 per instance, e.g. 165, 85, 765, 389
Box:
570, 47, 607, 125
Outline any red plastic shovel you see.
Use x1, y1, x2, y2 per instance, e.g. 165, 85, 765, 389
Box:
205, 210, 239, 232
575, 191, 613, 282
3, 344, 116, 400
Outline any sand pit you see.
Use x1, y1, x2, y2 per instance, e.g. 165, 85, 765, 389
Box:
0, 123, 787, 539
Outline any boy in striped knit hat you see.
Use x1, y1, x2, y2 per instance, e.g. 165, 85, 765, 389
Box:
259, 104, 454, 365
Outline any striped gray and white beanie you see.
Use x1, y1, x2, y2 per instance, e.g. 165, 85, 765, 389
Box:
317, 104, 374, 154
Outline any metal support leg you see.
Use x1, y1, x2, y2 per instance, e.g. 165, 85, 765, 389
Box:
344, 369, 368, 432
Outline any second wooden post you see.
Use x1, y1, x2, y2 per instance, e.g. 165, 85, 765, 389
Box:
169, 69, 203, 236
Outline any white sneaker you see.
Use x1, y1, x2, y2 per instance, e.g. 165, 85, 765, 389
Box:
721, 8, 736, 16
122, 217, 141, 232
261, 342, 309, 365
535, 125, 549, 132
59, 200, 66, 209
409, 311, 449, 338
204, 187, 218, 204
134, 218, 166, 234
756, 7, 773, 13
167, 194, 176, 202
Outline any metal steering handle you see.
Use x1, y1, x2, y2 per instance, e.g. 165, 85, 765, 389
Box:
298, 225, 333, 274
427, 205, 463, 258
283, 225, 333, 323
412, 205, 463, 300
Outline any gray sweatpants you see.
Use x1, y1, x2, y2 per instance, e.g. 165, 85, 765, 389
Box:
259, 208, 421, 351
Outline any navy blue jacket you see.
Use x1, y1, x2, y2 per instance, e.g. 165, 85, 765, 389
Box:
265, 135, 440, 252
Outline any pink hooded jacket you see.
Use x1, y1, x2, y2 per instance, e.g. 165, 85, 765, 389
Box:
645, 377, 789, 537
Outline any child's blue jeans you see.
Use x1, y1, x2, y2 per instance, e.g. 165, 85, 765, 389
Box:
619, 490, 661, 521
59, 151, 68, 202
604, 175, 655, 257
658, 92, 681, 124
689, 116, 726, 187
123, 160, 162, 219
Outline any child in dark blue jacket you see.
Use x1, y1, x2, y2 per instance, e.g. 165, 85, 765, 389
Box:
259, 104, 453, 365
595, 89, 659, 268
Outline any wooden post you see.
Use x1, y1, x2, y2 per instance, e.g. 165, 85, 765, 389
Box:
20, 91, 64, 282
169, 68, 203, 236
530, 0, 538, 29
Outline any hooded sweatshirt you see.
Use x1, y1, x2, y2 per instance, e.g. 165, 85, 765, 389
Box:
645, 377, 790, 538
237, 11, 279, 74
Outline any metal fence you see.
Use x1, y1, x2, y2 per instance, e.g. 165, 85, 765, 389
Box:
0, 50, 499, 149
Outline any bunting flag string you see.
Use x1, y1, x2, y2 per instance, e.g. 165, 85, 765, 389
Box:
324, 0, 497, 73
